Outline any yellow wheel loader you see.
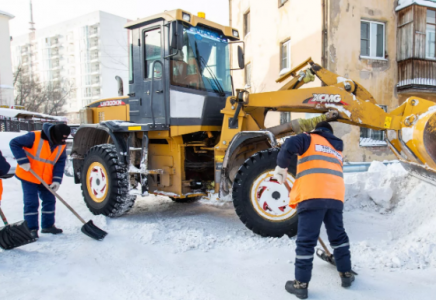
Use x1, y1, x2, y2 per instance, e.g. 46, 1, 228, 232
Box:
71, 9, 436, 238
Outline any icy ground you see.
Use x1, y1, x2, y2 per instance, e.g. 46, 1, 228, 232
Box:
1, 163, 436, 300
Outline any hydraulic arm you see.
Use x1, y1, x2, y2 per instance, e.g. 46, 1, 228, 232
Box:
221, 58, 436, 183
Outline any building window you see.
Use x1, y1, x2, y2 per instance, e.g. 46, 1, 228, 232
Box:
280, 112, 291, 124
279, 0, 288, 7
245, 62, 252, 87
360, 105, 387, 147
280, 39, 291, 75
360, 20, 385, 59
427, 9, 436, 59
244, 11, 251, 36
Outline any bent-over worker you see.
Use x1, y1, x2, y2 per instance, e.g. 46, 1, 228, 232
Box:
274, 121, 354, 299
10, 123, 70, 240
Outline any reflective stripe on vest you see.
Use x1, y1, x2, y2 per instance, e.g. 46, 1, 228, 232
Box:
289, 134, 345, 208
15, 131, 65, 185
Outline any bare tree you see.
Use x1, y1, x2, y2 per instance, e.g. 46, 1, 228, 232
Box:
13, 65, 75, 116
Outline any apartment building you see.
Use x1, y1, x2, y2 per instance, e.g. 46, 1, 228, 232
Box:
11, 11, 128, 123
0, 10, 14, 106
230, 0, 436, 162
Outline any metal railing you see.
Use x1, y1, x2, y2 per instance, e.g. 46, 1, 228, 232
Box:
0, 118, 65, 133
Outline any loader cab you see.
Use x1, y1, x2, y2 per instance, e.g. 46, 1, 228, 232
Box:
125, 10, 241, 130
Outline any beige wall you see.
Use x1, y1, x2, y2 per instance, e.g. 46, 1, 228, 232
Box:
326, 0, 397, 162
230, 0, 323, 126
230, 0, 400, 162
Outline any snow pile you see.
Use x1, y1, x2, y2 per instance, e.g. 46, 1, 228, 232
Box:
345, 162, 436, 270
345, 161, 409, 212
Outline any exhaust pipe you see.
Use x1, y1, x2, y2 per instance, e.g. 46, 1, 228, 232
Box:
115, 76, 123, 96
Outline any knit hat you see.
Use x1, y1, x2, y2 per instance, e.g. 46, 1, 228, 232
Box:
315, 121, 333, 134
51, 124, 71, 145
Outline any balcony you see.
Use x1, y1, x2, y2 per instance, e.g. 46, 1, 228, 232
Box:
397, 5, 436, 97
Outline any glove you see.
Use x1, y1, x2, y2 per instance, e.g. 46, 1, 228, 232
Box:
49, 182, 60, 192
20, 163, 31, 171
273, 166, 288, 184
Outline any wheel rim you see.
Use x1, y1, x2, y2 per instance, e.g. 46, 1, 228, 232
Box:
250, 171, 296, 221
86, 162, 109, 203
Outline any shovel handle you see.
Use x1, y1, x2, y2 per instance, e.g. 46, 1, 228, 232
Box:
0, 207, 9, 226
318, 237, 332, 256
29, 169, 86, 225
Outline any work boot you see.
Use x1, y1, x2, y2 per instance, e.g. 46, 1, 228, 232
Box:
30, 230, 39, 240
285, 280, 308, 299
41, 225, 63, 235
340, 271, 355, 288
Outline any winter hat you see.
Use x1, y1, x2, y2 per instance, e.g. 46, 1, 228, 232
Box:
315, 121, 333, 134
51, 124, 71, 145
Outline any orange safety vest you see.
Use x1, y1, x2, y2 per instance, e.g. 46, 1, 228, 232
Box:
15, 131, 66, 185
289, 133, 345, 209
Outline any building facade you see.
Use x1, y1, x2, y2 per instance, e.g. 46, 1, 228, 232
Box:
0, 10, 15, 107
11, 11, 129, 123
230, 0, 436, 162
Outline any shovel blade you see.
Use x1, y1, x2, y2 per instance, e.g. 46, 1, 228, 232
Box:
81, 220, 107, 241
0, 220, 36, 250
316, 248, 358, 275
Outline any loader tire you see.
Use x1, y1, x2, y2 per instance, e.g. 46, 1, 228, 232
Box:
81, 144, 136, 217
232, 148, 298, 238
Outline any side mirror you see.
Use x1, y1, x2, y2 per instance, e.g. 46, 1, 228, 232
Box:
237, 46, 245, 69
169, 21, 183, 51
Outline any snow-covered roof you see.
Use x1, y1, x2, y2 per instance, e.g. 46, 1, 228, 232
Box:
397, 0, 436, 11
0, 10, 14, 19
0, 107, 66, 121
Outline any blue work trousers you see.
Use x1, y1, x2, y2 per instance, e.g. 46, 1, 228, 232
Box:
295, 208, 351, 283
21, 180, 56, 230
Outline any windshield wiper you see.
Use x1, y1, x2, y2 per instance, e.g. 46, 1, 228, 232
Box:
194, 41, 226, 97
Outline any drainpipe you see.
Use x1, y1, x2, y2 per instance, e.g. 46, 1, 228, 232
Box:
321, 0, 328, 69
229, 0, 233, 70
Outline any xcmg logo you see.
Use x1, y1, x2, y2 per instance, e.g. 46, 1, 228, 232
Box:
303, 94, 348, 105
98, 100, 125, 107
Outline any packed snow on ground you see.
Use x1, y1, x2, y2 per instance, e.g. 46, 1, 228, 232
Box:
1, 130, 435, 300
1, 162, 436, 299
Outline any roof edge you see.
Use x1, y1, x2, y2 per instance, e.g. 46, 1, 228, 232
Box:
0, 10, 15, 19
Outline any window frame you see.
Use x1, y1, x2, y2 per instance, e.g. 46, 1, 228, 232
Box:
142, 26, 162, 80
360, 20, 386, 60
278, 0, 288, 7
426, 8, 436, 59
359, 105, 388, 147
244, 10, 251, 37
280, 38, 291, 75
128, 29, 134, 83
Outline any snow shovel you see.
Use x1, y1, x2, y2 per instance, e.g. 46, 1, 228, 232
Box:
29, 169, 108, 241
316, 237, 358, 275
0, 207, 36, 250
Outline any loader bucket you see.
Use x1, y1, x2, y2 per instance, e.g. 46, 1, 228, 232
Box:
423, 112, 436, 166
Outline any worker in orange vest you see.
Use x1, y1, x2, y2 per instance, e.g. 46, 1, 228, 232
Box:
10, 123, 70, 240
0, 150, 11, 205
274, 121, 353, 299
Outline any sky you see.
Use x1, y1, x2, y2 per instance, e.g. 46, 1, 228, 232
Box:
0, 0, 230, 37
